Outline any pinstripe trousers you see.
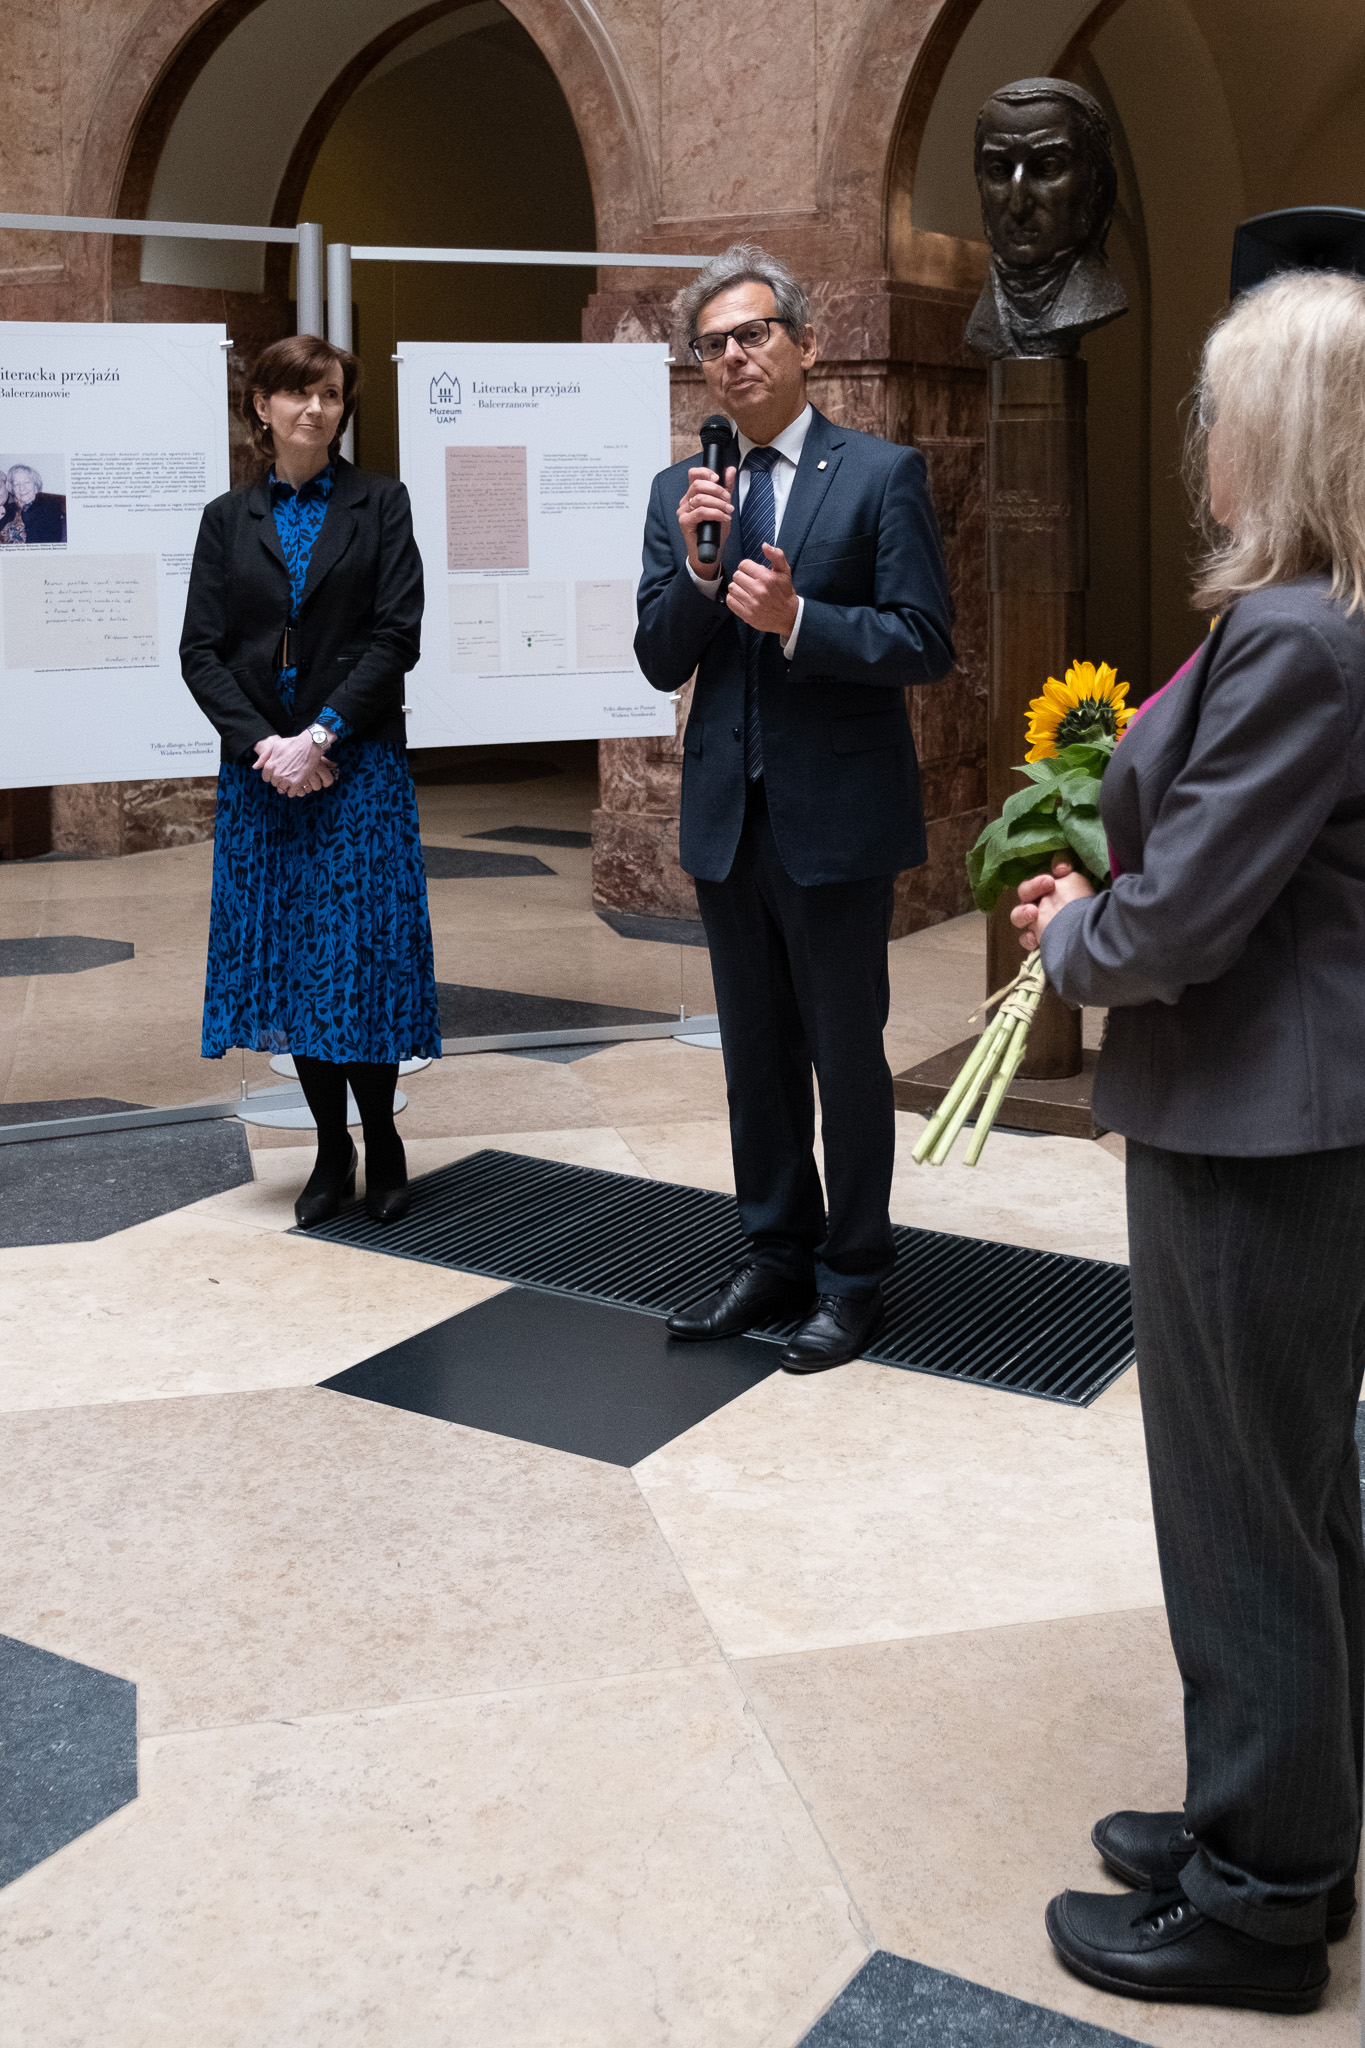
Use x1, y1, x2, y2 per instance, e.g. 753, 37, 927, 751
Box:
1127, 1139, 1365, 1943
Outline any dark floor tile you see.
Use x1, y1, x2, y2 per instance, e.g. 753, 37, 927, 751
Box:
801, 1952, 1152, 2047
322, 1287, 777, 1466
0, 936, 134, 977
422, 845, 554, 880
596, 909, 709, 948
0, 1636, 137, 1888
0, 1118, 254, 1246
437, 984, 673, 1038
501, 1043, 603, 1065
470, 825, 592, 849
0, 1099, 147, 1127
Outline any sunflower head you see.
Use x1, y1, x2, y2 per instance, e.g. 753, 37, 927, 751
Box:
1025, 661, 1132, 761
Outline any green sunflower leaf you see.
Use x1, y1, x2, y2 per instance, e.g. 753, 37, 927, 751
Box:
966, 813, 1070, 912
1055, 740, 1116, 775
1000, 781, 1059, 828
1057, 801, 1111, 882
1056, 769, 1106, 808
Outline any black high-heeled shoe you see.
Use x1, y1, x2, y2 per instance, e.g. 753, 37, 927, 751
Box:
294, 1141, 358, 1229
365, 1180, 411, 1224
363, 1137, 409, 1223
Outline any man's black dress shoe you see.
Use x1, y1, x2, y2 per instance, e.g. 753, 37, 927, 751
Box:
1046, 1884, 1329, 2012
294, 1142, 358, 1229
667, 1264, 814, 1341
780, 1288, 883, 1373
1094, 1809, 1357, 1942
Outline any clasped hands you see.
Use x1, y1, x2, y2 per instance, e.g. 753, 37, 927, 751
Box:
677, 466, 799, 639
1011, 859, 1095, 951
253, 731, 335, 797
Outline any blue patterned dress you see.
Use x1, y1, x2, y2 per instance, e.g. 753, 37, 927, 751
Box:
201, 465, 441, 1063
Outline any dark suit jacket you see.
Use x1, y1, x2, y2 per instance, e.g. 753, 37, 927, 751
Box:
1042, 576, 1365, 1154
180, 458, 423, 765
633, 406, 955, 886
21, 493, 66, 544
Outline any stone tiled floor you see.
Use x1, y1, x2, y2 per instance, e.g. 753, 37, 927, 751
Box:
0, 771, 1357, 2045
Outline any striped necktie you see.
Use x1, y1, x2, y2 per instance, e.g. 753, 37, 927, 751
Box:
738, 446, 780, 781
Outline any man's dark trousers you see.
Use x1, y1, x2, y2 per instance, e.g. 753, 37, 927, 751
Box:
695, 777, 896, 1296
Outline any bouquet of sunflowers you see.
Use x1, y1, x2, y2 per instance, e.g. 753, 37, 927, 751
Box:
913, 662, 1131, 1168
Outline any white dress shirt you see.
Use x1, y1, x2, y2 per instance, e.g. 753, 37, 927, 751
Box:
686, 402, 813, 659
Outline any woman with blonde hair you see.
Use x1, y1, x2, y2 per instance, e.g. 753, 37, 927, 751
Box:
1015, 269, 1365, 2013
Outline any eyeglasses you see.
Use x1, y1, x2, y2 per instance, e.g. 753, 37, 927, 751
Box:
689, 318, 793, 365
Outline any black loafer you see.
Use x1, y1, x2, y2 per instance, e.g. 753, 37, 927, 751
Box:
780, 1287, 883, 1373
1093, 1809, 1357, 1942
1046, 1884, 1329, 2013
667, 1264, 814, 1341
294, 1142, 358, 1229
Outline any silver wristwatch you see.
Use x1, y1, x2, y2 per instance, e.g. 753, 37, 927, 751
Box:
307, 723, 333, 750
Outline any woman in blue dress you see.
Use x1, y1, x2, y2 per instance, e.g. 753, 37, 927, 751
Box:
182, 334, 440, 1227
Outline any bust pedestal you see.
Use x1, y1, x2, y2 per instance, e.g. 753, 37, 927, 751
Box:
985, 356, 1086, 1080
893, 355, 1103, 1138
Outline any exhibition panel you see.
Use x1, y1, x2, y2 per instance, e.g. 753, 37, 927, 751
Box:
397, 342, 674, 751
0, 322, 231, 791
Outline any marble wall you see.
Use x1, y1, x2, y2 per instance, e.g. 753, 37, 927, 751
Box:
0, 0, 986, 898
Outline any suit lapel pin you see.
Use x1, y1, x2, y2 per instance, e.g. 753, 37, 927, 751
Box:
817, 460, 827, 470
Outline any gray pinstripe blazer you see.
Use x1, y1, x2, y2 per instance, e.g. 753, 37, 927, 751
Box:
1042, 575, 1365, 1155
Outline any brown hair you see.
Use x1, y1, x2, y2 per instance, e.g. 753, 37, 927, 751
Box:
241, 333, 362, 462
1187, 271, 1365, 617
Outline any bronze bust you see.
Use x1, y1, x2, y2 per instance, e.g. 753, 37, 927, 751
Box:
966, 77, 1127, 359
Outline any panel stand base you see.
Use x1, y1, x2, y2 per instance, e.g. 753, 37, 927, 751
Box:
893, 1040, 1104, 1142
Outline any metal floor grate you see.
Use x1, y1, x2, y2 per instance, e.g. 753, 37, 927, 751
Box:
302, 1149, 1134, 1406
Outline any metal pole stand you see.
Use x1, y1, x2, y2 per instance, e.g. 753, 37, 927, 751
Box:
326, 242, 355, 462
296, 222, 325, 337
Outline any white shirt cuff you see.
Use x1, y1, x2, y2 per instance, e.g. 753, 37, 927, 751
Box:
780, 597, 805, 660
686, 558, 723, 599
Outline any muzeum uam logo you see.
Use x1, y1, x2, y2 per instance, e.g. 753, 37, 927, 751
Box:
429, 370, 462, 416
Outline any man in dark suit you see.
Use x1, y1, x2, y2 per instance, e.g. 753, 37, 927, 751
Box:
634, 244, 955, 1371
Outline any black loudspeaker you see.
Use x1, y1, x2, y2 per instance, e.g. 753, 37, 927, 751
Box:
1231, 206, 1365, 298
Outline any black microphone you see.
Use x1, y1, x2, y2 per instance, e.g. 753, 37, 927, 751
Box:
696, 413, 731, 565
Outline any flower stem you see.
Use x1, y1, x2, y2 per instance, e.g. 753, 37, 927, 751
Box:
927, 1024, 1008, 1166
911, 1011, 1008, 1165
964, 1017, 1030, 1166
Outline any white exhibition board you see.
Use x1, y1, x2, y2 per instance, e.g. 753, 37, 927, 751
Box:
0, 321, 229, 789
396, 343, 675, 745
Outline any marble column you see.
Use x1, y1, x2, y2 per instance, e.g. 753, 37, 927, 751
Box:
584, 279, 987, 939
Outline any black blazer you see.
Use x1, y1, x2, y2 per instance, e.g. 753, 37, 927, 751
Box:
1042, 577, 1365, 1154
180, 458, 423, 765
633, 407, 955, 886
15, 493, 66, 544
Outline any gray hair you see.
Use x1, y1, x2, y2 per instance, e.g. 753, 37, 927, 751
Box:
1187, 268, 1365, 617
9, 463, 41, 491
678, 243, 811, 346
